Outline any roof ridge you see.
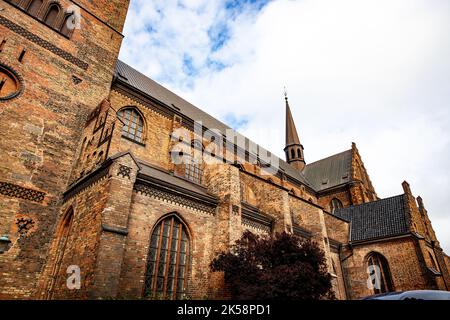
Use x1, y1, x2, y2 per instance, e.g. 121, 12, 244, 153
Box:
337, 194, 405, 212
116, 60, 209, 115
115, 60, 318, 189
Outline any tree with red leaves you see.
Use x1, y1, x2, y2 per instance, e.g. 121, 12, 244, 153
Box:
210, 230, 335, 300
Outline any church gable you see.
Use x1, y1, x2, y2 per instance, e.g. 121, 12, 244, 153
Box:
350, 142, 378, 202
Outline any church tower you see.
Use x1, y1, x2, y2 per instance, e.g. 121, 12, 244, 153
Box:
0, 0, 130, 299
284, 92, 305, 171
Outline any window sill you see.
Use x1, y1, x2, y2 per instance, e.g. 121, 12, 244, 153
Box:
121, 135, 146, 147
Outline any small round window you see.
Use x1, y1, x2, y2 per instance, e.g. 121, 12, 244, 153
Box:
0, 64, 23, 101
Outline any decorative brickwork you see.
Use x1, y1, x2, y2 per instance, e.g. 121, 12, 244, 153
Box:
16, 217, 35, 236
117, 164, 131, 179
71, 75, 82, 85
134, 183, 216, 215
0, 62, 23, 101
0, 181, 45, 203
241, 205, 273, 234
0, 0, 448, 301
0, 15, 89, 70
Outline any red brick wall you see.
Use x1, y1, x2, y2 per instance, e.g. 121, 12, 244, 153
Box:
117, 192, 218, 299
342, 237, 430, 299
323, 212, 349, 244
0, 0, 128, 299
37, 175, 110, 299
317, 187, 353, 212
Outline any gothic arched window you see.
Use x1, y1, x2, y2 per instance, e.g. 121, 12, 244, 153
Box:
290, 149, 295, 159
26, 0, 43, 16
367, 252, 394, 294
117, 107, 144, 143
44, 4, 61, 28
144, 214, 190, 299
330, 198, 343, 213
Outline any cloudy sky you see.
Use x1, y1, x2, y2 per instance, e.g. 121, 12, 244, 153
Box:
119, 0, 450, 253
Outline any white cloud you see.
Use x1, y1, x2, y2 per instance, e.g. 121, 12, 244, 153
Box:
119, 0, 450, 252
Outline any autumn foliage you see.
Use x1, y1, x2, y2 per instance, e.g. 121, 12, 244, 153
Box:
210, 231, 334, 300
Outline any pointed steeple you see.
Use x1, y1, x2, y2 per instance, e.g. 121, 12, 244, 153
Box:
283, 89, 305, 171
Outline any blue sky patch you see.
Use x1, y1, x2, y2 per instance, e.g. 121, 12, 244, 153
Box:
225, 0, 271, 16
223, 113, 250, 130
182, 54, 197, 77
208, 23, 231, 52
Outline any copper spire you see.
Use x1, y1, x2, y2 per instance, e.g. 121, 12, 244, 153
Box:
283, 89, 305, 170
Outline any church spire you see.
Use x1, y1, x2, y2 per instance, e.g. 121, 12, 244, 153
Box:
283, 89, 305, 171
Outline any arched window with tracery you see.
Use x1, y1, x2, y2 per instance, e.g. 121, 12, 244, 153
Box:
144, 214, 190, 299
367, 252, 394, 294
117, 107, 145, 143
330, 198, 343, 213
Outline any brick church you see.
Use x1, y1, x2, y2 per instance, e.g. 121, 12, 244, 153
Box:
0, 0, 449, 300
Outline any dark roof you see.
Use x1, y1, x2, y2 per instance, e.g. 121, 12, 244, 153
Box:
138, 161, 214, 199
303, 150, 352, 191
114, 60, 314, 189
334, 194, 410, 242
115, 60, 231, 133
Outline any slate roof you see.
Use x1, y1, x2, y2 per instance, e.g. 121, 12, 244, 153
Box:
138, 162, 213, 199
115, 60, 231, 134
303, 150, 352, 191
334, 194, 410, 242
114, 60, 314, 189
